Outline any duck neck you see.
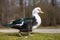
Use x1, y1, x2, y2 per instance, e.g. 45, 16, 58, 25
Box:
32, 13, 41, 29
32, 13, 40, 19
32, 12, 41, 23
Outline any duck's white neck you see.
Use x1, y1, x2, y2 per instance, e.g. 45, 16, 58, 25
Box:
32, 13, 41, 29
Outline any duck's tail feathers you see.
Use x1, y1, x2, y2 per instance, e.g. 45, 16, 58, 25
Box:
3, 24, 13, 27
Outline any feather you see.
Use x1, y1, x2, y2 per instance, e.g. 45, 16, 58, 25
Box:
3, 18, 32, 27
3, 24, 13, 27
12, 18, 32, 24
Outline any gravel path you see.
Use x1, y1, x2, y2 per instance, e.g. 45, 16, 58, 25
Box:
0, 29, 60, 33
33, 29, 60, 33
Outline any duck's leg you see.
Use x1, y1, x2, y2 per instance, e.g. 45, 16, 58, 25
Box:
18, 30, 22, 37
27, 24, 33, 36
27, 31, 30, 36
25, 24, 33, 38
27, 31, 34, 36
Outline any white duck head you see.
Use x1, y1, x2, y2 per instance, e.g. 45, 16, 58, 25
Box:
32, 7, 44, 14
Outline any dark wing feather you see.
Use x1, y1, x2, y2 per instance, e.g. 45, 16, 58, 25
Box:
23, 17, 37, 26
12, 19, 23, 24
23, 18, 32, 24
12, 17, 37, 25
12, 18, 32, 24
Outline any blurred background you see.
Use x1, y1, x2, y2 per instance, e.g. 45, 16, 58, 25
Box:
0, 0, 60, 28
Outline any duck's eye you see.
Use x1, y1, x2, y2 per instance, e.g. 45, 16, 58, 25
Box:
37, 9, 40, 11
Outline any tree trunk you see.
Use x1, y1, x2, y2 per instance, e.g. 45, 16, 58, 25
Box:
20, 0, 24, 18
51, 0, 56, 6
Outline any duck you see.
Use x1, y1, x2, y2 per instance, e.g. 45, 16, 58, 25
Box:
4, 7, 44, 36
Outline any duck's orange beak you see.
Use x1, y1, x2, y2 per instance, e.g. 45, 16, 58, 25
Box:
37, 9, 44, 13
40, 10, 44, 13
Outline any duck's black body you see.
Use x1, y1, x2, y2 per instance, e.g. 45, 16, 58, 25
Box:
4, 17, 37, 32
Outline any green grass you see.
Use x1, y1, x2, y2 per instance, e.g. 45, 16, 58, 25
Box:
0, 32, 60, 40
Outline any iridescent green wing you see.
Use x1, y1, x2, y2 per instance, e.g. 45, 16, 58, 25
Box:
23, 18, 32, 24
